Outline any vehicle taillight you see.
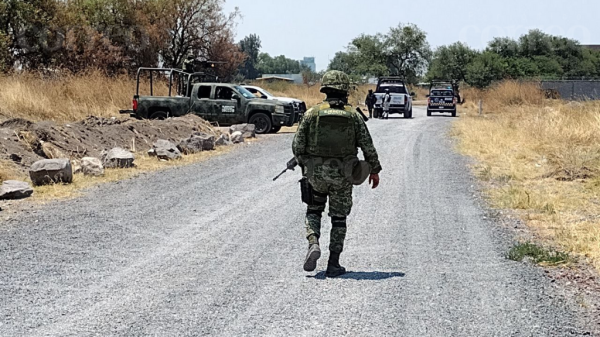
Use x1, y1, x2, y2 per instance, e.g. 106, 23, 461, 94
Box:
132, 99, 138, 111
427, 97, 431, 104
453, 97, 457, 104
404, 95, 408, 104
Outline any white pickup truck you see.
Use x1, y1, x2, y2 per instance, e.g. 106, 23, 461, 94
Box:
373, 77, 414, 119
243, 85, 307, 120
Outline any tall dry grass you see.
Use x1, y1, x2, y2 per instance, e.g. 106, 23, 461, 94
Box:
453, 81, 600, 270
0, 71, 168, 122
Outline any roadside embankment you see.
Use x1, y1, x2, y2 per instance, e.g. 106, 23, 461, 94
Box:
454, 81, 600, 271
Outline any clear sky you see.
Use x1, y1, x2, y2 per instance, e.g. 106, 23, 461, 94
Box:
222, 0, 599, 71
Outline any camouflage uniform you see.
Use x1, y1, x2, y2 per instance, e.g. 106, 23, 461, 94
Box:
183, 55, 195, 73
292, 74, 382, 257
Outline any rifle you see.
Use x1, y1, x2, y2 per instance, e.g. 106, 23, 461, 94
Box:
273, 157, 298, 181
356, 107, 369, 122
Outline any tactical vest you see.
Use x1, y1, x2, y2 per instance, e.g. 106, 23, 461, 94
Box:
307, 103, 357, 158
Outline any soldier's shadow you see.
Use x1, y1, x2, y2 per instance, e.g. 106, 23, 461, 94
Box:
308, 271, 405, 281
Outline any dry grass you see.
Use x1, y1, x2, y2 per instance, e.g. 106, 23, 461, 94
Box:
0, 71, 167, 122
453, 81, 600, 270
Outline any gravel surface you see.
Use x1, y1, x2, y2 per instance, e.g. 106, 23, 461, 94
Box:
0, 107, 594, 336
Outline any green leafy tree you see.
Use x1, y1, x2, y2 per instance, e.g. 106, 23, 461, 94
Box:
257, 53, 306, 75
349, 34, 388, 76
238, 34, 261, 79
427, 42, 478, 82
466, 52, 506, 88
327, 23, 432, 83
384, 23, 432, 83
328, 51, 357, 74
487, 37, 520, 58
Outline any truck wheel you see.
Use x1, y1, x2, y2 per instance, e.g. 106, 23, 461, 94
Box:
150, 111, 169, 120
427, 109, 432, 117
270, 125, 282, 133
249, 113, 272, 134
451, 109, 457, 118
403, 110, 411, 119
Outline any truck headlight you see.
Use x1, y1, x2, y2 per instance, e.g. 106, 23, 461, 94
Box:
275, 105, 284, 114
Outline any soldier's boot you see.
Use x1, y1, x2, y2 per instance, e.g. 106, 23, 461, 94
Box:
303, 241, 321, 272
325, 252, 346, 278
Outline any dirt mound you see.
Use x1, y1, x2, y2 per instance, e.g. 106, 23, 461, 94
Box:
0, 115, 219, 169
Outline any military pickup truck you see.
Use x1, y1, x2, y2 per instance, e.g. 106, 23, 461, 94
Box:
121, 68, 297, 134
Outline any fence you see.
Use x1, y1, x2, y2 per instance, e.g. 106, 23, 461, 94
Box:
540, 80, 600, 101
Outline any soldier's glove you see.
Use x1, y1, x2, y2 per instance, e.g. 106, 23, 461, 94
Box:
369, 174, 380, 189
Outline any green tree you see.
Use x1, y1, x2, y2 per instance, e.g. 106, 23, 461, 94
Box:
384, 23, 432, 83
0, 0, 62, 70
427, 42, 478, 82
257, 53, 305, 75
349, 34, 388, 76
328, 51, 357, 75
238, 34, 261, 79
518, 29, 553, 57
466, 52, 506, 88
487, 37, 520, 58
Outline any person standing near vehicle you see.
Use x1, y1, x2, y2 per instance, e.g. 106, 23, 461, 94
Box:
382, 88, 392, 119
292, 70, 382, 278
365, 89, 377, 119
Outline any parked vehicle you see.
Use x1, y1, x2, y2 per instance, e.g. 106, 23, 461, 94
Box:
121, 68, 297, 134
242, 85, 307, 123
373, 77, 415, 119
426, 81, 460, 117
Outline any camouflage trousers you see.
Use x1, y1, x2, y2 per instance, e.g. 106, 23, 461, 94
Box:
305, 164, 353, 254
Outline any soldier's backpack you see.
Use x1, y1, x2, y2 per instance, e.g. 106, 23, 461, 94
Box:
308, 102, 357, 158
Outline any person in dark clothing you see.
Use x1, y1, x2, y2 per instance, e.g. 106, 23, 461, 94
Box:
365, 89, 377, 119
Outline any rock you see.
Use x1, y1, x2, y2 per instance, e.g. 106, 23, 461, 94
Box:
71, 159, 82, 174
229, 124, 256, 138
103, 147, 135, 168
29, 159, 73, 186
81, 157, 104, 176
9, 154, 22, 163
0, 180, 33, 200
153, 139, 181, 160
40, 141, 67, 159
215, 134, 232, 146
231, 131, 245, 144
178, 133, 216, 154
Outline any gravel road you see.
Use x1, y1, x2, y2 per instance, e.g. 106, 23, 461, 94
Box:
0, 107, 594, 336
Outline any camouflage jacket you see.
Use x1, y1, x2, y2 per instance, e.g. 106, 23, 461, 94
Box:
292, 101, 382, 174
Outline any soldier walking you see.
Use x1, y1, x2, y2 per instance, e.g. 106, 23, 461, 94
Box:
292, 70, 382, 278
365, 89, 377, 119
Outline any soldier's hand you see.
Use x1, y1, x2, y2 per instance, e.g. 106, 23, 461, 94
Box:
369, 174, 380, 189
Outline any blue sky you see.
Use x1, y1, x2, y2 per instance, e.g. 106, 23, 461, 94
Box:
223, 0, 599, 71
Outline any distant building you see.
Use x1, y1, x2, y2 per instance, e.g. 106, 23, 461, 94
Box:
300, 57, 316, 72
259, 74, 303, 84
582, 45, 600, 51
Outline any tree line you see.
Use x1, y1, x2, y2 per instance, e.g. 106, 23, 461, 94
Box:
4, 3, 598, 88
0, 0, 244, 78
237, 33, 312, 80
328, 24, 600, 88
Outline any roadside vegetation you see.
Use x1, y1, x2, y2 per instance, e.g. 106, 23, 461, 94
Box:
454, 81, 600, 270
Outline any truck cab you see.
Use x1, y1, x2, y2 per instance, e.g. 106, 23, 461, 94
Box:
123, 68, 297, 134
373, 77, 415, 119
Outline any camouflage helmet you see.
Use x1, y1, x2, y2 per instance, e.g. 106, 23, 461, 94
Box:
320, 70, 351, 93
